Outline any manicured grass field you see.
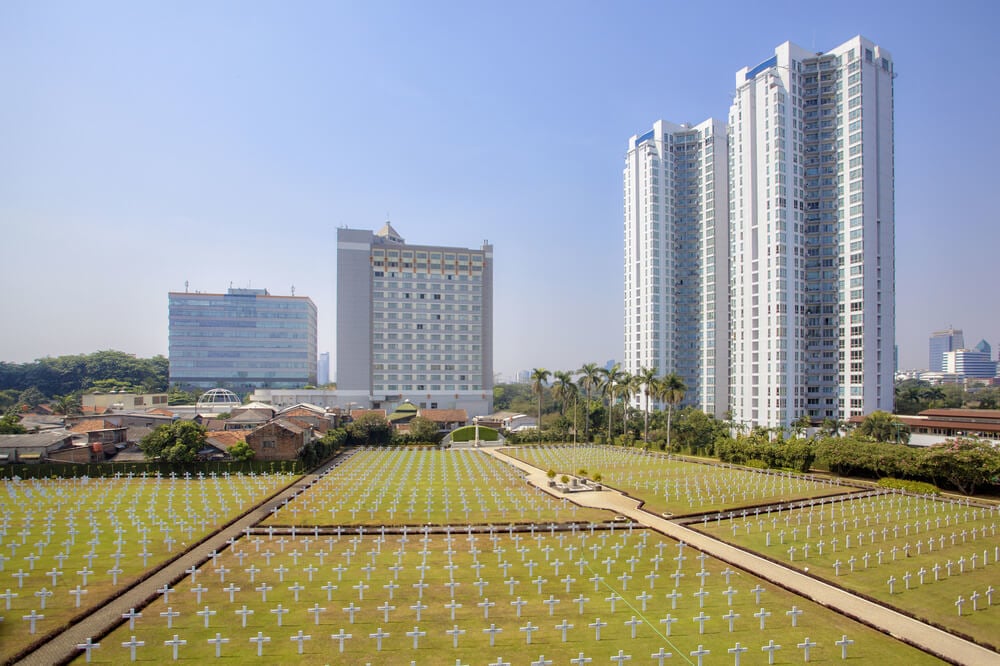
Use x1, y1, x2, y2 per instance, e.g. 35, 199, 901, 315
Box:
511, 445, 846, 517
696, 491, 1000, 649
86, 526, 943, 664
0, 471, 297, 663
263, 448, 612, 527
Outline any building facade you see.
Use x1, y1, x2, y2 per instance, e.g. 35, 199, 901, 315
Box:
728, 36, 895, 429
336, 224, 493, 412
943, 348, 998, 379
168, 288, 318, 391
928, 328, 965, 372
623, 119, 729, 417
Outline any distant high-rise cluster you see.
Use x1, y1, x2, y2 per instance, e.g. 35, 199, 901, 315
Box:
625, 36, 896, 429
928, 329, 998, 380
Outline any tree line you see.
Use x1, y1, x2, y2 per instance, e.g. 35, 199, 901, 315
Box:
0, 350, 169, 413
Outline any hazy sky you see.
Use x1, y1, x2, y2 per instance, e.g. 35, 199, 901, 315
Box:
2, 0, 998, 379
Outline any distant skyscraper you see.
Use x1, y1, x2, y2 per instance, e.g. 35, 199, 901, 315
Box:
336, 224, 493, 406
317, 352, 330, 386
973, 339, 991, 358
169, 288, 317, 391
729, 36, 896, 428
929, 328, 964, 372
623, 119, 729, 417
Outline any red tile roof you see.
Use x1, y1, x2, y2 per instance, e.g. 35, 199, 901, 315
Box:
419, 409, 468, 424
204, 431, 244, 450
69, 419, 123, 434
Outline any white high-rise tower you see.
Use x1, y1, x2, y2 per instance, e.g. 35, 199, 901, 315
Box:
728, 36, 895, 429
623, 119, 729, 417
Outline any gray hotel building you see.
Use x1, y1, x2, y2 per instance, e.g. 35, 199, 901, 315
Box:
337, 223, 493, 409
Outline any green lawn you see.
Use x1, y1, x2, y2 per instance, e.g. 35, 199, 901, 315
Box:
84, 527, 943, 664
0, 471, 297, 663
511, 445, 846, 517
263, 448, 612, 527
695, 492, 1000, 649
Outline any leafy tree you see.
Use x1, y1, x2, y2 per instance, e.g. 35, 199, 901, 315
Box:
51, 393, 82, 416
229, 440, 255, 461
530, 368, 551, 435
407, 416, 441, 443
0, 412, 26, 434
923, 438, 1000, 495
857, 410, 909, 443
139, 420, 207, 462
167, 388, 200, 405
18, 387, 44, 409
346, 413, 392, 446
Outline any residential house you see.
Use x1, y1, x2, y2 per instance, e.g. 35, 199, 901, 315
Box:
246, 419, 316, 461
0, 430, 76, 464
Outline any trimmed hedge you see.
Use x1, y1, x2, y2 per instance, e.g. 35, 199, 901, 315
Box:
878, 477, 940, 495
450, 425, 500, 442
0, 459, 303, 479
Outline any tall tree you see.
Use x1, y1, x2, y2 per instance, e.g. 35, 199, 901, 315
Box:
530, 368, 551, 435
600, 364, 625, 442
577, 363, 601, 443
552, 371, 576, 416
660, 372, 687, 451
621, 372, 641, 438
637, 367, 659, 443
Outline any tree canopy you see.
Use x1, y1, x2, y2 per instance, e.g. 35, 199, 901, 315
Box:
0, 350, 168, 398
139, 421, 207, 462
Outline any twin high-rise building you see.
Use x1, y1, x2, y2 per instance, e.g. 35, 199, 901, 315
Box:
624, 119, 729, 418
625, 36, 896, 429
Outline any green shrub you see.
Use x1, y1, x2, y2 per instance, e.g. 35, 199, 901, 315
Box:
450, 425, 499, 442
878, 477, 940, 495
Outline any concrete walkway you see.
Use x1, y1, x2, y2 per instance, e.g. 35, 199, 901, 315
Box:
13, 451, 354, 666
487, 447, 999, 666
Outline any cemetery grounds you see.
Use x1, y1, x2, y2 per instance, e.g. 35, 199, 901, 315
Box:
82, 447, 946, 664
0, 469, 297, 663
694, 491, 1000, 650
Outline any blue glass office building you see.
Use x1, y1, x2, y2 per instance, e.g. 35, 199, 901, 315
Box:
169, 288, 317, 391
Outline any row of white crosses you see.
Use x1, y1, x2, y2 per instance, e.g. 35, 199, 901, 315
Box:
76, 632, 856, 663
954, 586, 996, 615
270, 448, 581, 525
516, 444, 837, 510
102, 523, 866, 661
0, 471, 289, 655
706, 490, 999, 583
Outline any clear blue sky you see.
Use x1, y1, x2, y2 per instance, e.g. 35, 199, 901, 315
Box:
2, 0, 997, 378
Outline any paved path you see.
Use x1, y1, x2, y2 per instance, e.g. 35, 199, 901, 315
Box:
487, 447, 999, 666
13, 451, 353, 666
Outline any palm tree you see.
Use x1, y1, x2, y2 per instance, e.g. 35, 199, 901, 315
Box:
660, 372, 686, 451
637, 366, 659, 443
530, 368, 551, 436
578, 363, 601, 443
600, 364, 625, 442
621, 372, 642, 439
552, 371, 576, 416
